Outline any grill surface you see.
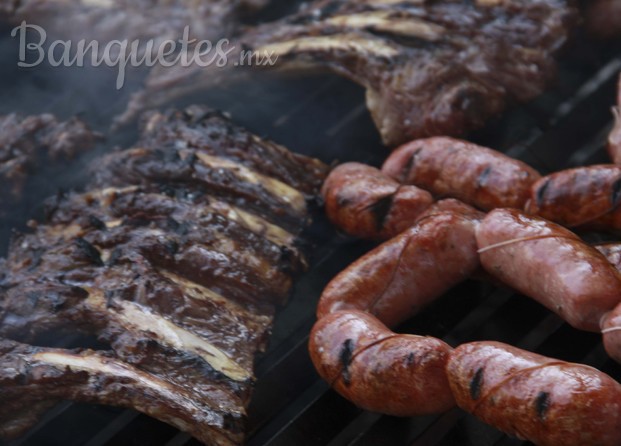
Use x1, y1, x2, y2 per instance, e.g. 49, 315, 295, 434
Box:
1, 3, 621, 445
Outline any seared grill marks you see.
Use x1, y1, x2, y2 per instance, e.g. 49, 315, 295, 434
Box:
123, 0, 576, 146
0, 106, 328, 446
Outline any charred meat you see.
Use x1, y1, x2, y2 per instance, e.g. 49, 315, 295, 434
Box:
0, 106, 327, 445
0, 113, 97, 211
122, 0, 576, 146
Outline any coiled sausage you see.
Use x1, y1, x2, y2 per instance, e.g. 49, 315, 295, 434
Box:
318, 209, 482, 327
309, 310, 455, 417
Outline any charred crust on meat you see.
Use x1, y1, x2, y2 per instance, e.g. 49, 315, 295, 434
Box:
403, 147, 422, 182
104, 289, 121, 309
534, 391, 550, 420
222, 412, 245, 434
469, 367, 484, 400
87, 215, 107, 231
161, 149, 181, 163
536, 178, 551, 208
27, 248, 44, 271
26, 291, 40, 307
17, 363, 31, 386
74, 238, 104, 267
368, 194, 395, 231
406, 352, 416, 366
175, 222, 191, 236
477, 166, 492, 188
49, 291, 66, 312
164, 240, 180, 256
336, 194, 352, 207
278, 246, 296, 273
158, 184, 177, 198
183, 152, 198, 168
106, 248, 123, 267
166, 217, 180, 231
339, 339, 355, 386
318, 1, 343, 20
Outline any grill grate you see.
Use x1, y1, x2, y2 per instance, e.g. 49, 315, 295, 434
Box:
1, 8, 621, 446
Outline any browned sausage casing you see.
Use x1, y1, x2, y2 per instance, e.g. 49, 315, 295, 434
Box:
321, 162, 433, 240
382, 137, 541, 211
309, 310, 455, 416
318, 209, 482, 328
525, 165, 621, 231
595, 242, 621, 273
414, 198, 480, 221
447, 341, 621, 446
609, 75, 621, 164
476, 208, 621, 332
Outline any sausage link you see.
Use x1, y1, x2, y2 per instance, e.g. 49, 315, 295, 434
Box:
476, 208, 621, 332
525, 165, 621, 231
608, 75, 621, 164
309, 310, 455, 416
382, 137, 541, 211
318, 209, 481, 328
447, 341, 621, 446
321, 162, 433, 240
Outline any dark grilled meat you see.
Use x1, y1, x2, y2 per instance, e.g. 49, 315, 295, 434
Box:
0, 106, 327, 445
95, 107, 328, 233
137, 106, 328, 196
122, 0, 576, 146
0, 113, 97, 210
0, 339, 245, 445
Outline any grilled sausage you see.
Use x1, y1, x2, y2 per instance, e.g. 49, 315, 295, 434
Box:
382, 137, 541, 211
318, 208, 482, 328
321, 162, 433, 240
608, 75, 621, 164
476, 208, 621, 332
525, 165, 621, 231
414, 198, 481, 221
447, 341, 621, 446
309, 310, 455, 416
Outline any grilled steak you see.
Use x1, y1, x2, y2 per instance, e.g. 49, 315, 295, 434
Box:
0, 106, 328, 445
0, 113, 97, 212
121, 0, 576, 146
